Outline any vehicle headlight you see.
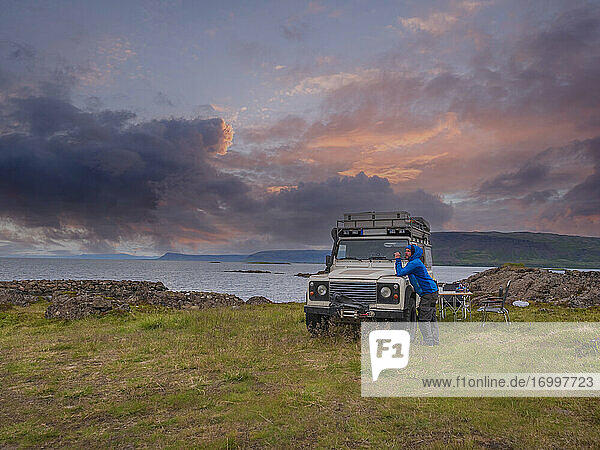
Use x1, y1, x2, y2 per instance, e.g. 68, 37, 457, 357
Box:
317, 284, 328, 296
380, 286, 392, 298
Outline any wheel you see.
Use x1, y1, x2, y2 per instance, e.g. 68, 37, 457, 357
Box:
402, 292, 418, 342
306, 312, 330, 335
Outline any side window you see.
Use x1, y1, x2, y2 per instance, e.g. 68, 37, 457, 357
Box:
424, 248, 433, 267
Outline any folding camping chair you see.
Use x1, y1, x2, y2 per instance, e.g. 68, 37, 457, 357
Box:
477, 280, 511, 325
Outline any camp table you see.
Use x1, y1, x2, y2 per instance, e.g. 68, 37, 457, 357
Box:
438, 289, 473, 321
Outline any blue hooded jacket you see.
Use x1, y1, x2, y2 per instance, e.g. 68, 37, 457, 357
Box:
395, 245, 438, 295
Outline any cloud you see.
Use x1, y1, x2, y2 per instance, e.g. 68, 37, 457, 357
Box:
238, 3, 600, 238
307, 2, 326, 14
477, 139, 598, 199
0, 92, 240, 252
543, 137, 600, 221
399, 13, 458, 35
3, 40, 36, 64
251, 172, 453, 245
0, 88, 453, 254
286, 69, 380, 96
281, 21, 308, 42
478, 164, 550, 197
447, 137, 600, 236
239, 115, 306, 144
154, 91, 175, 107
231, 40, 275, 71
397, 1, 485, 35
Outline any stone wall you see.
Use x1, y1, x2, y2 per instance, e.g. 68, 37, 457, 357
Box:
0, 279, 249, 319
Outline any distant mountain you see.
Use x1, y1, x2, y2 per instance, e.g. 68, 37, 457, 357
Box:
431, 231, 600, 268
20, 231, 595, 267
9, 253, 155, 260
73, 253, 154, 260
158, 232, 600, 268
246, 250, 330, 263
158, 250, 329, 263
158, 252, 248, 262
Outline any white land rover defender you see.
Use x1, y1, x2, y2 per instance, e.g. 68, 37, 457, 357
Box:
304, 211, 434, 334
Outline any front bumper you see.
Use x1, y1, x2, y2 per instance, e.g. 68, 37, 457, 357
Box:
304, 304, 407, 321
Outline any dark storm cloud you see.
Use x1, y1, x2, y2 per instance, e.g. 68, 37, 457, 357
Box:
154, 91, 175, 107
1, 40, 36, 69
545, 136, 600, 219
466, 137, 600, 234
84, 96, 104, 111
251, 172, 453, 245
0, 90, 454, 252
560, 173, 600, 217
0, 93, 249, 250
478, 165, 549, 197
477, 137, 600, 201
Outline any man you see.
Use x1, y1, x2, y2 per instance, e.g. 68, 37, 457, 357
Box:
394, 245, 440, 345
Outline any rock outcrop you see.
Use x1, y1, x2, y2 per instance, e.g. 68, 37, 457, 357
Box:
294, 270, 328, 278
461, 266, 600, 308
246, 296, 273, 305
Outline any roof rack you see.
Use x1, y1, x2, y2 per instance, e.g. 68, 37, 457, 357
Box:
335, 211, 431, 244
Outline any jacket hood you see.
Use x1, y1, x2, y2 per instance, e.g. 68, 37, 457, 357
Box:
407, 244, 423, 261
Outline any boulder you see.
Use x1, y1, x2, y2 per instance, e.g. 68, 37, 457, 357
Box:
246, 296, 273, 305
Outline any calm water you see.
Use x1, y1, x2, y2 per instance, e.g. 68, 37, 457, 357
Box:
0, 258, 496, 303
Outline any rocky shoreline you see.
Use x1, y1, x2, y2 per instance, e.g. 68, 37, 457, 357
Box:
1, 266, 598, 320
0, 279, 272, 320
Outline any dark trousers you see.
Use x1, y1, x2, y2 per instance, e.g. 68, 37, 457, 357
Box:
418, 292, 440, 345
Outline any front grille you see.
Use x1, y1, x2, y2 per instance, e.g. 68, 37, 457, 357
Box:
330, 282, 377, 303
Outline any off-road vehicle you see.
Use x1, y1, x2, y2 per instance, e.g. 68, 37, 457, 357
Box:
304, 211, 434, 334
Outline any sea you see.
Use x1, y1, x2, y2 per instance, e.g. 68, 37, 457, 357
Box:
0, 258, 597, 303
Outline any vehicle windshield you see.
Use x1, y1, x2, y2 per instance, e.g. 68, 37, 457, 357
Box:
336, 239, 409, 261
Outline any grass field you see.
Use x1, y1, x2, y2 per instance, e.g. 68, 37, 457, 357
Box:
1, 301, 600, 448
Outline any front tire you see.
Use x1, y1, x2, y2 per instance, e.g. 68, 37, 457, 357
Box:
306, 312, 330, 335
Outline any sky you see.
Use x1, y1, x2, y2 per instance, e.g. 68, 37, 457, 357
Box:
0, 0, 599, 256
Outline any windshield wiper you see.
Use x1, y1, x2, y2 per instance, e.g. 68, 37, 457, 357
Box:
369, 256, 390, 260
338, 257, 359, 260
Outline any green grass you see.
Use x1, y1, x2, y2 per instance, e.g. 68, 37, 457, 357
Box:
1, 302, 599, 448
502, 262, 526, 268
